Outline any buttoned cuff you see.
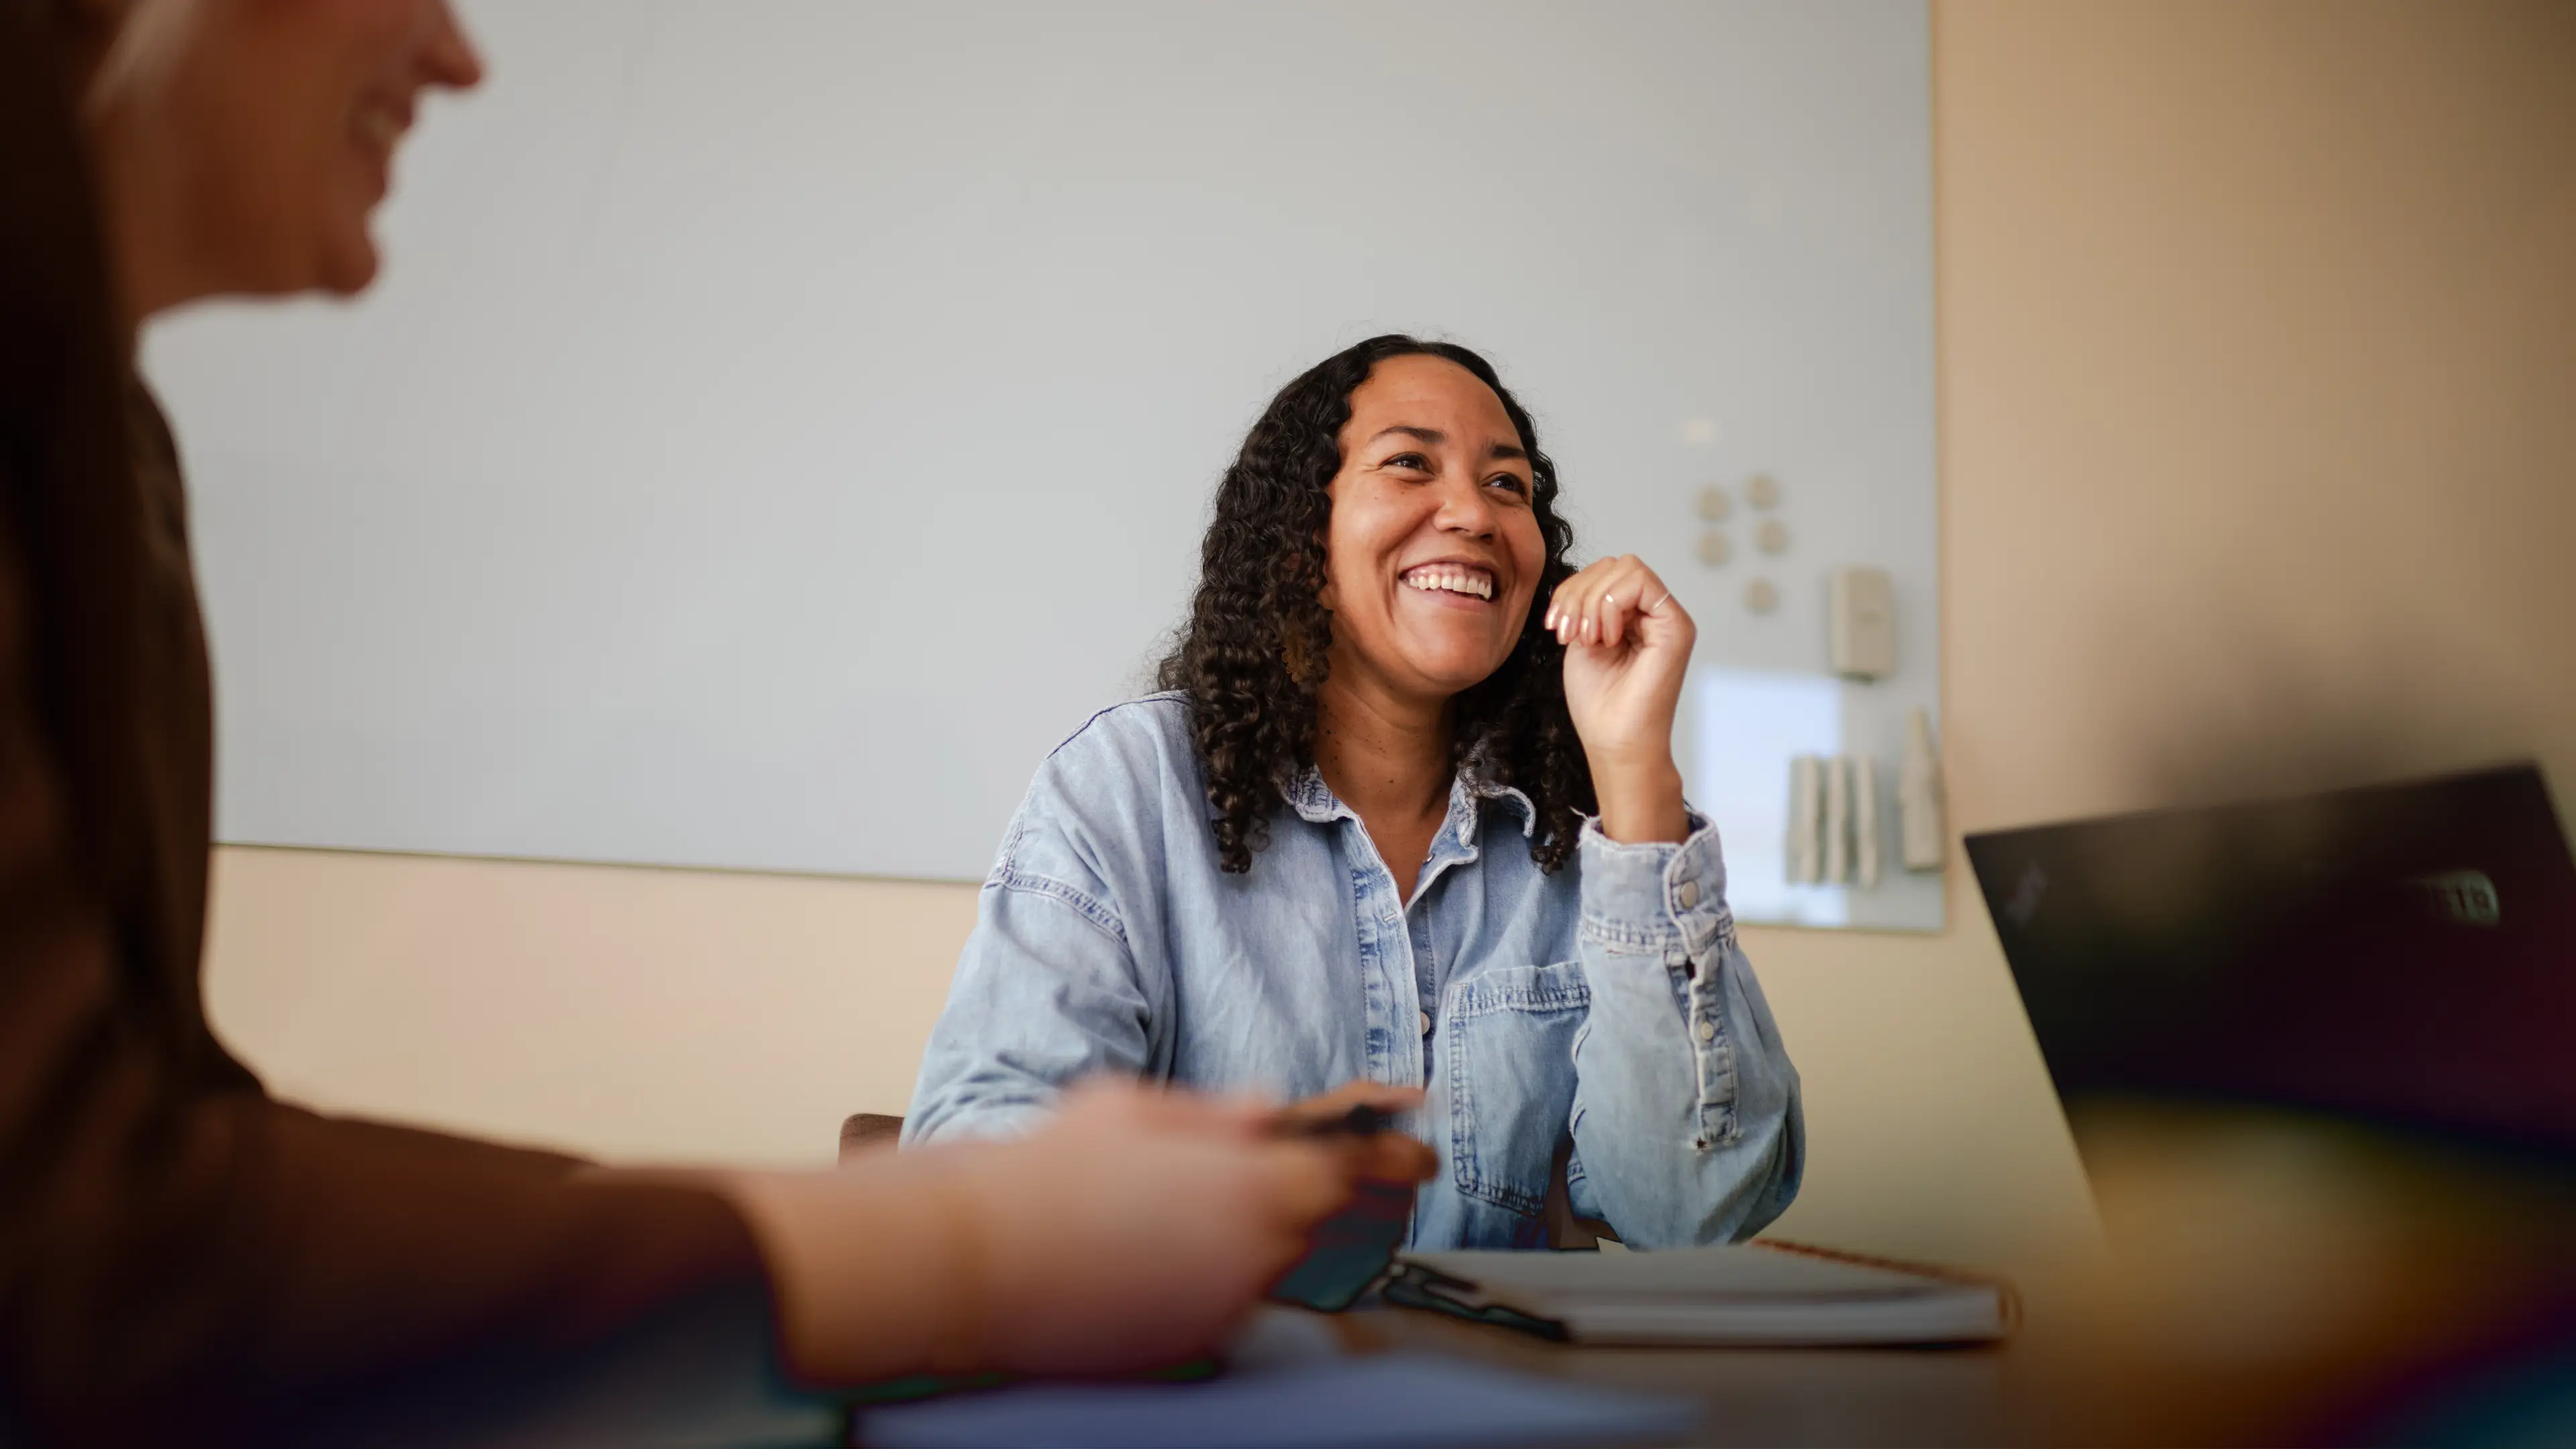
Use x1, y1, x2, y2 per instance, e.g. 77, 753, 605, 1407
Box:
1576, 811, 1736, 961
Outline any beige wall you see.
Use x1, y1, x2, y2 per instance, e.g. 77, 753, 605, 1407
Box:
202, 0, 2575, 1275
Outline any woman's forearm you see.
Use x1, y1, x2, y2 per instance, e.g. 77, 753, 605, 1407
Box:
1589, 754, 1690, 845
704, 1156, 986, 1384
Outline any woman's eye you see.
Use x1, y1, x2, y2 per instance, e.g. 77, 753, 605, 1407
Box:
1384, 452, 1432, 472
1487, 474, 1532, 498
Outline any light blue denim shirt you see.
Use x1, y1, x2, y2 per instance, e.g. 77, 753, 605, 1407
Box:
903, 694, 1803, 1250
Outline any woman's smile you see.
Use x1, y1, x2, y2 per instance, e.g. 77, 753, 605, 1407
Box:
351, 92, 415, 200
1397, 559, 1499, 606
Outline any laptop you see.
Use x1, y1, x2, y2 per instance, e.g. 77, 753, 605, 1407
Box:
1966, 763, 2576, 1161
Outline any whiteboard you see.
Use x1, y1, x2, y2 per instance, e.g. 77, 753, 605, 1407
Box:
150, 0, 1939, 929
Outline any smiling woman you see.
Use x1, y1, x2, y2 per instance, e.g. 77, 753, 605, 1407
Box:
904, 335, 1807, 1252
83, 0, 482, 313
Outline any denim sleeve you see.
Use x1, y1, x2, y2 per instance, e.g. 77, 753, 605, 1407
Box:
899, 802, 1161, 1146
1563, 814, 1805, 1248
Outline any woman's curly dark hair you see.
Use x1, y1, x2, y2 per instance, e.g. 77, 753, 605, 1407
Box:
1155, 334, 1594, 875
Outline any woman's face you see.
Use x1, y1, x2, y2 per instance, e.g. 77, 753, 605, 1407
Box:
98, 0, 482, 299
1320, 355, 1548, 710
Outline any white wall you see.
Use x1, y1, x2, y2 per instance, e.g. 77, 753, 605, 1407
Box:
204, 0, 2576, 1276
153, 0, 1941, 917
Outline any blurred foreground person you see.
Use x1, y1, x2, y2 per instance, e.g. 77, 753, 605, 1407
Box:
0, 2, 1389, 1442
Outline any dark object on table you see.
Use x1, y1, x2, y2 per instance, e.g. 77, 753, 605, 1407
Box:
1379, 1260, 1573, 1342
1968, 763, 2576, 1161
1267, 1179, 1417, 1313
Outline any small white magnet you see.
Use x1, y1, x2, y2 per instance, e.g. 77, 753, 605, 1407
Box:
1900, 709, 1946, 873
1830, 566, 1897, 681
1854, 755, 1882, 888
1823, 755, 1854, 884
1788, 755, 1824, 884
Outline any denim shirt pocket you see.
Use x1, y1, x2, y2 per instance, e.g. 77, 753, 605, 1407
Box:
1445, 960, 1589, 1218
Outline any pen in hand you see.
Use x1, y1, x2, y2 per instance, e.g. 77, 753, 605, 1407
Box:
1271, 1102, 1397, 1140
1265, 1086, 1438, 1186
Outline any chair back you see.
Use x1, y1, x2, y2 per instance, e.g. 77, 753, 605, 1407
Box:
839, 1113, 904, 1163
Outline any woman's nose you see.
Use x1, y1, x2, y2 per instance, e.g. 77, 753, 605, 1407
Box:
1432, 474, 1498, 539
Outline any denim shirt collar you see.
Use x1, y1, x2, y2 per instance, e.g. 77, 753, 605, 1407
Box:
1281, 763, 1539, 857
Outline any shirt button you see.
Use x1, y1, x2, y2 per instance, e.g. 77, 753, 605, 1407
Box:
1676, 881, 1701, 910
1419, 1009, 1433, 1036
1695, 1018, 1718, 1044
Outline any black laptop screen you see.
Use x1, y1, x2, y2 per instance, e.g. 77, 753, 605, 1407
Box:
1968, 765, 2576, 1159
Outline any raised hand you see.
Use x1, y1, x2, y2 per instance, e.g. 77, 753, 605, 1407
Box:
1545, 554, 1694, 844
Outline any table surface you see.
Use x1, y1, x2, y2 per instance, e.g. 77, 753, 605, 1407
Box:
427, 1287, 2011, 1449
1285, 1303, 2013, 1448
434, 1107, 2576, 1448
484, 1296, 2017, 1449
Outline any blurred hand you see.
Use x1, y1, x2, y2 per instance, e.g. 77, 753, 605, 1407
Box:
1271, 1081, 1439, 1188
719, 1078, 1368, 1384
1546, 554, 1693, 843
943, 1080, 1364, 1375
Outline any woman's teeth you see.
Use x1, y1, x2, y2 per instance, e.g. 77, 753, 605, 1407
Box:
1401, 568, 1494, 601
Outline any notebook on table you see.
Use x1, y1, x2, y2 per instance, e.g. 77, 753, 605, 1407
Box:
1393, 1240, 2016, 1347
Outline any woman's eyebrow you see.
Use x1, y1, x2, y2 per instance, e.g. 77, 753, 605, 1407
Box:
1366, 424, 1527, 463
1368, 425, 1445, 447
